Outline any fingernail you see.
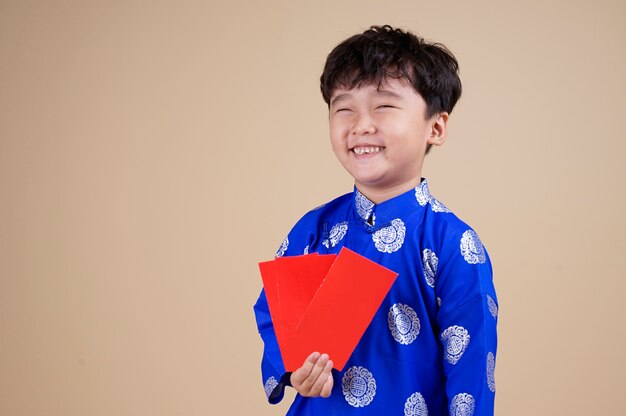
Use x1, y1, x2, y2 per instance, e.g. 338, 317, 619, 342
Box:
321, 353, 329, 360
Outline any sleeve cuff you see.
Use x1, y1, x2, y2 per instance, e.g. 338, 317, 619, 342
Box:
267, 372, 292, 404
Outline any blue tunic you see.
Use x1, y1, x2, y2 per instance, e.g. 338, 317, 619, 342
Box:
254, 179, 498, 415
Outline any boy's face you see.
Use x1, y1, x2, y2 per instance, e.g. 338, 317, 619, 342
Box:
328, 77, 447, 202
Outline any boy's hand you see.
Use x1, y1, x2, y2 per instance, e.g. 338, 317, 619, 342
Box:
290, 352, 334, 398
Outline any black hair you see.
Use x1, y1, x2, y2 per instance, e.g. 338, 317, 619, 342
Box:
320, 25, 462, 119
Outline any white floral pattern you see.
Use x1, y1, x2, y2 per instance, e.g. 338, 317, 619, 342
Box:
275, 236, 288, 258
460, 230, 486, 264
388, 303, 420, 345
342, 366, 376, 407
415, 181, 431, 206
264, 376, 278, 398
422, 249, 438, 288
322, 221, 348, 249
487, 352, 496, 392
450, 393, 475, 416
355, 190, 375, 222
487, 294, 498, 319
441, 325, 470, 365
404, 391, 429, 416
430, 198, 451, 213
372, 218, 406, 253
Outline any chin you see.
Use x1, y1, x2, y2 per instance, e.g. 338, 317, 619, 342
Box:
354, 177, 388, 189
349, 169, 385, 184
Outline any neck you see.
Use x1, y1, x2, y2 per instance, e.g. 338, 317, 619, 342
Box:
356, 178, 422, 205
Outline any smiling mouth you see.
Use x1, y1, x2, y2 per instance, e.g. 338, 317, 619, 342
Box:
352, 146, 383, 155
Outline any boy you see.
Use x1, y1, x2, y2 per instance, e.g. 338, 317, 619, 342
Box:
254, 25, 498, 415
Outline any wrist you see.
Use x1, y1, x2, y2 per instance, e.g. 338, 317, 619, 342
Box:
282, 372, 293, 387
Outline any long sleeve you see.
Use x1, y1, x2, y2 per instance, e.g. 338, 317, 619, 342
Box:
435, 228, 498, 415
253, 228, 313, 404
253, 288, 291, 404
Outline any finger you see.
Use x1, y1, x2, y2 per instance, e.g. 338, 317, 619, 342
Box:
301, 351, 321, 376
320, 373, 334, 398
310, 358, 333, 396
302, 353, 329, 391
300, 355, 327, 393
291, 352, 320, 385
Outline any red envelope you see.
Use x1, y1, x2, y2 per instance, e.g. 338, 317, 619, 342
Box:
275, 254, 336, 342
259, 247, 398, 372
259, 254, 329, 352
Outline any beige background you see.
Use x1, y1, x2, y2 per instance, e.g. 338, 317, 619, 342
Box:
1, 0, 625, 414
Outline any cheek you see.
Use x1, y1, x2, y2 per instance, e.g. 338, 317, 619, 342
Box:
329, 127, 346, 148
330, 139, 346, 157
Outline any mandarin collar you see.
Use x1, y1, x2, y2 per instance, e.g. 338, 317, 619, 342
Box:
353, 179, 433, 228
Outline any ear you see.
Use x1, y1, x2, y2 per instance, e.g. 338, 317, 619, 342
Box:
426, 112, 449, 147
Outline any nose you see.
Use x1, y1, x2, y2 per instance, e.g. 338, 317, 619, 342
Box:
352, 114, 376, 135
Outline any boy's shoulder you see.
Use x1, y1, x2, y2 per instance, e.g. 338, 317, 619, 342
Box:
274, 192, 352, 258
420, 197, 490, 267
415, 181, 479, 235
425, 197, 473, 234
294, 191, 353, 226
280, 186, 488, 259
290, 187, 481, 237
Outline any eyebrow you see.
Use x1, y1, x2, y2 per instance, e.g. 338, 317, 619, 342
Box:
330, 89, 404, 106
330, 93, 350, 106
375, 89, 403, 100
